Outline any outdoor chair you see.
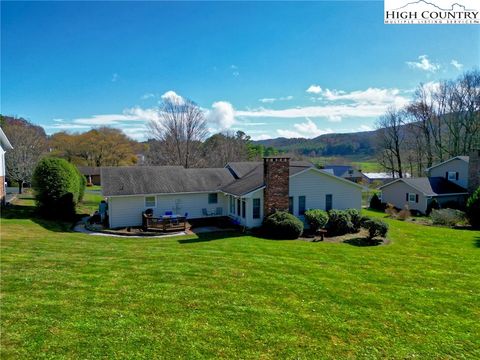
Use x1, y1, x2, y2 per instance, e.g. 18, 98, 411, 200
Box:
165, 211, 173, 216
202, 208, 209, 217
215, 207, 223, 216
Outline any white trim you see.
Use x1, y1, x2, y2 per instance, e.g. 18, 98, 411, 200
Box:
290, 167, 365, 189
104, 190, 219, 198
221, 186, 266, 198
432, 192, 469, 197
425, 156, 468, 172
379, 178, 468, 197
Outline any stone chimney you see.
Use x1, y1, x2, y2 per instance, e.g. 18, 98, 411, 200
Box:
468, 149, 480, 194
263, 156, 290, 216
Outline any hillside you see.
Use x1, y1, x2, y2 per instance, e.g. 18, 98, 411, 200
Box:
254, 129, 379, 157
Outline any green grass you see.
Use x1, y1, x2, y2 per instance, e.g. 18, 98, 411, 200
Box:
1, 201, 479, 359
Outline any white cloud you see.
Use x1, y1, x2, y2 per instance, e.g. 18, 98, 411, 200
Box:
277, 118, 334, 138
251, 134, 272, 141
358, 124, 374, 132
259, 95, 293, 103
406, 55, 440, 73
328, 115, 342, 122
230, 64, 240, 77
111, 73, 119, 82
320, 87, 404, 105
451, 59, 463, 70
306, 85, 322, 94
161, 90, 184, 105
53, 118, 64, 123
141, 93, 155, 100
207, 101, 236, 130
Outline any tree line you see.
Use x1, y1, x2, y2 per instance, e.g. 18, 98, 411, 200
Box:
377, 69, 480, 178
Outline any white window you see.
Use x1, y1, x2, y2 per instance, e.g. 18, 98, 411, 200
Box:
145, 196, 156, 207
408, 193, 416, 203
447, 171, 457, 181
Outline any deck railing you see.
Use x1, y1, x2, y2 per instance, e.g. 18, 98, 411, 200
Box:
142, 213, 187, 232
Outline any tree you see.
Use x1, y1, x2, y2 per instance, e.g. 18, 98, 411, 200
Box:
1, 116, 48, 193
466, 187, 480, 228
147, 96, 208, 168
376, 107, 405, 178
202, 131, 250, 167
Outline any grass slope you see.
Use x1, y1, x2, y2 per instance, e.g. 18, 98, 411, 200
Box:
1, 201, 479, 359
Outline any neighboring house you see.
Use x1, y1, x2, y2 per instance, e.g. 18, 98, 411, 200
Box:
426, 156, 469, 190
322, 165, 368, 184
77, 166, 101, 185
379, 150, 480, 214
0, 127, 13, 205
102, 157, 363, 229
379, 177, 469, 214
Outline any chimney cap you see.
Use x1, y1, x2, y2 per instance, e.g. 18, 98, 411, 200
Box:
263, 155, 291, 159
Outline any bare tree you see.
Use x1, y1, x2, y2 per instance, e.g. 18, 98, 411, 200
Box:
376, 107, 405, 178
2, 117, 47, 193
147, 96, 208, 168
202, 131, 250, 167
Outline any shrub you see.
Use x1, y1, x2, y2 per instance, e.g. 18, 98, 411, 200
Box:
262, 211, 304, 239
397, 205, 411, 221
465, 187, 480, 228
326, 210, 353, 236
426, 198, 440, 215
304, 209, 328, 232
75, 167, 87, 202
385, 203, 398, 218
369, 193, 383, 210
430, 208, 466, 227
345, 208, 362, 232
361, 217, 388, 240
32, 158, 81, 220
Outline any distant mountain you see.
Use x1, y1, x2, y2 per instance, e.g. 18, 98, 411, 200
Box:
253, 129, 380, 157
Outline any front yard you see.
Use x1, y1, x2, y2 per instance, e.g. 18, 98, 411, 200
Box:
1, 197, 479, 358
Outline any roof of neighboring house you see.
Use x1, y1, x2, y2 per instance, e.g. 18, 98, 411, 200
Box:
364, 172, 411, 180
77, 166, 102, 176
322, 165, 353, 177
0, 127, 13, 150
426, 156, 469, 171
379, 177, 469, 196
102, 166, 234, 196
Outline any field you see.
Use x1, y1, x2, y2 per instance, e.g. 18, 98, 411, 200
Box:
1, 195, 479, 359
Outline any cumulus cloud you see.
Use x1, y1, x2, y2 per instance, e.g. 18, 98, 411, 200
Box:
306, 85, 322, 94
451, 59, 463, 70
406, 55, 440, 73
161, 90, 184, 104
277, 118, 333, 138
206, 101, 236, 130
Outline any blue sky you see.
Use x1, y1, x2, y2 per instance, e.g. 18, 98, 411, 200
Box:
1, 1, 479, 140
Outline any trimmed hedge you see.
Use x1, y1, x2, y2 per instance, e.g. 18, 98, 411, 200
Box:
466, 187, 480, 228
304, 209, 328, 232
361, 217, 389, 240
326, 210, 354, 236
262, 211, 304, 239
345, 208, 362, 232
369, 194, 384, 211
32, 157, 84, 220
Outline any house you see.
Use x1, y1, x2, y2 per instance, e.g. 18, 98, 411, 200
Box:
363, 172, 411, 185
0, 127, 13, 205
322, 165, 368, 184
426, 156, 470, 191
379, 150, 479, 213
102, 157, 363, 229
77, 166, 101, 185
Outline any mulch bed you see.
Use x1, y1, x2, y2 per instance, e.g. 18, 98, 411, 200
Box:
299, 229, 390, 246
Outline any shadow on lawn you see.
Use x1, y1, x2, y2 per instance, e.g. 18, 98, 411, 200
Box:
343, 237, 384, 247
177, 231, 241, 244
474, 237, 480, 248
1, 202, 77, 233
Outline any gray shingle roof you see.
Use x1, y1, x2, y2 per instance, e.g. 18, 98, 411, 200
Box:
102, 166, 234, 196
77, 166, 101, 176
392, 177, 468, 196
102, 161, 314, 197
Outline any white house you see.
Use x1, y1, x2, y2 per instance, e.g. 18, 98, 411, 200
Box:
102, 157, 363, 229
0, 127, 13, 205
426, 156, 469, 190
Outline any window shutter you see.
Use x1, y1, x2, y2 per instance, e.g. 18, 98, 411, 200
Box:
456, 172, 459, 180
416, 194, 419, 203
445, 171, 448, 179
406, 193, 409, 201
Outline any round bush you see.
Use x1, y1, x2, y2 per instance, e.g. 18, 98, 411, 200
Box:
361, 217, 388, 240
262, 211, 304, 239
326, 210, 354, 236
304, 209, 328, 232
426, 198, 440, 215
32, 157, 81, 219
466, 187, 480, 228
75, 166, 87, 202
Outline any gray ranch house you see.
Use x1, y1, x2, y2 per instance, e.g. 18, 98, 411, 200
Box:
102, 157, 363, 229
379, 150, 479, 214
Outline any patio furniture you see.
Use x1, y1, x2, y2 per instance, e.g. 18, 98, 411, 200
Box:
215, 207, 223, 216
142, 212, 187, 232
165, 211, 173, 216
315, 229, 327, 241
202, 208, 209, 217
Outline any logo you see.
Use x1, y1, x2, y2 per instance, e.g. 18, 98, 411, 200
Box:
384, 0, 479, 24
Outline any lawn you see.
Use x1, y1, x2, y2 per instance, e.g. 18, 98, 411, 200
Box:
1, 200, 479, 359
